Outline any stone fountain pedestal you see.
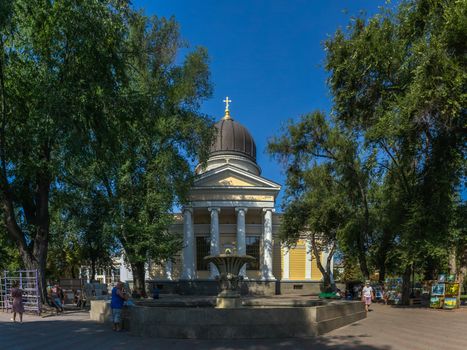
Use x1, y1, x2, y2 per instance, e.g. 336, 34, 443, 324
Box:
204, 253, 256, 308
216, 290, 242, 308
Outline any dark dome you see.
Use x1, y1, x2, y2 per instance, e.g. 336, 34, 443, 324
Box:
210, 116, 257, 162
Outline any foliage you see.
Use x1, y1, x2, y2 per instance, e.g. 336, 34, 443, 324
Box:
269, 111, 376, 282
46, 188, 118, 282
0, 0, 131, 302
0, 1, 212, 300
270, 0, 465, 303
0, 229, 22, 272
73, 12, 215, 295
325, 0, 466, 303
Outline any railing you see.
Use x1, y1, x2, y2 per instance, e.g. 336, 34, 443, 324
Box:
0, 270, 41, 315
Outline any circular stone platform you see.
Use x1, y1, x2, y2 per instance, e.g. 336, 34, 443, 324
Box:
90, 296, 366, 339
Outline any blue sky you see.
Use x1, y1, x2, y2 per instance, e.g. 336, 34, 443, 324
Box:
133, 0, 389, 208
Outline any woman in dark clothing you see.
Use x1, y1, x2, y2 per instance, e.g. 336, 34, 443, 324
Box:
11, 281, 25, 323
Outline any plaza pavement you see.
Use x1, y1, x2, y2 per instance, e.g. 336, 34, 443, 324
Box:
0, 303, 466, 350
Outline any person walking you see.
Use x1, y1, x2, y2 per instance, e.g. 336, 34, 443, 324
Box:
362, 281, 375, 312
51, 284, 64, 313
11, 281, 25, 323
110, 282, 128, 332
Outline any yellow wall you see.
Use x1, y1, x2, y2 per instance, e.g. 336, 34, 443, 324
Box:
289, 240, 306, 280
280, 240, 324, 281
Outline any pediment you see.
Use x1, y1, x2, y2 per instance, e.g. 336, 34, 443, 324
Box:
194, 165, 281, 190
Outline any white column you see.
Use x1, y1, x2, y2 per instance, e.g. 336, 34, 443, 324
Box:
181, 207, 195, 280
305, 239, 312, 280
208, 207, 221, 278
282, 245, 290, 280
236, 207, 248, 277
165, 260, 173, 281
262, 208, 276, 280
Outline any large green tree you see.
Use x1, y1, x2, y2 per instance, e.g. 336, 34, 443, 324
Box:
82, 13, 215, 296
324, 0, 466, 303
269, 111, 377, 284
0, 0, 129, 302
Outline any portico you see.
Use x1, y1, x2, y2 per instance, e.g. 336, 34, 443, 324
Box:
180, 203, 278, 281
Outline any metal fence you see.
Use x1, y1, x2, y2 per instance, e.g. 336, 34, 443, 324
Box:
0, 270, 41, 315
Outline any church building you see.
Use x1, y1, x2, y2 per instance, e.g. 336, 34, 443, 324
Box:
154, 98, 331, 295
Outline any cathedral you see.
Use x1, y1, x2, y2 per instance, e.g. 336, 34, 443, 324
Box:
153, 98, 332, 295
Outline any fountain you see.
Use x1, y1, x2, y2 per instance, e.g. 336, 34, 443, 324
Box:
204, 248, 255, 308
90, 248, 367, 339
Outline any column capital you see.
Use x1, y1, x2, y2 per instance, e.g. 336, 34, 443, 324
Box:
235, 207, 248, 213
262, 208, 275, 213
208, 207, 221, 213
183, 207, 193, 214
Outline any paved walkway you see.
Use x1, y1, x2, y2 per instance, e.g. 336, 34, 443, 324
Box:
1, 304, 466, 350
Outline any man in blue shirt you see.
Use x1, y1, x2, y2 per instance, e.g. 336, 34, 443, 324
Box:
110, 281, 128, 331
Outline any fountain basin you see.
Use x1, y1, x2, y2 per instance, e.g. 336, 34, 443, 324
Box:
90, 298, 366, 339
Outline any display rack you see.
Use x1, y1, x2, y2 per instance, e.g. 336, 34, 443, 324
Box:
429, 274, 460, 309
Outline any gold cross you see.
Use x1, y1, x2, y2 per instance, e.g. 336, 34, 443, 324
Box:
223, 96, 232, 112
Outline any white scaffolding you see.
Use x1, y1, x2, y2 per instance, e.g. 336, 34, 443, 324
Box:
0, 270, 41, 315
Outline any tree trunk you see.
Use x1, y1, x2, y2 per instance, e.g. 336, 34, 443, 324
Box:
423, 257, 436, 281
2, 173, 50, 305
311, 236, 336, 292
376, 228, 393, 283
356, 179, 370, 280
90, 259, 96, 282
379, 264, 386, 284
357, 248, 370, 280
20, 248, 48, 305
448, 248, 457, 275
132, 262, 147, 297
401, 265, 411, 305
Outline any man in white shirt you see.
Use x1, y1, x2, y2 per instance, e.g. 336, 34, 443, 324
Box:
362, 281, 374, 312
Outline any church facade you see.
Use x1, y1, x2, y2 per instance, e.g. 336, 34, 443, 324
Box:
152, 99, 332, 295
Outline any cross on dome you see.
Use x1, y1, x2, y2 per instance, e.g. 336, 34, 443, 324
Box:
223, 96, 232, 111
222, 96, 233, 120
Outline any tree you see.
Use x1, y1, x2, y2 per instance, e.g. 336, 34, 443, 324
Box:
47, 210, 82, 282
0, 0, 130, 302
325, 0, 466, 303
47, 189, 117, 282
84, 13, 215, 296
269, 111, 377, 285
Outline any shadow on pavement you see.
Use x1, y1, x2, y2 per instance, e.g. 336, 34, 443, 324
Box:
0, 314, 390, 350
